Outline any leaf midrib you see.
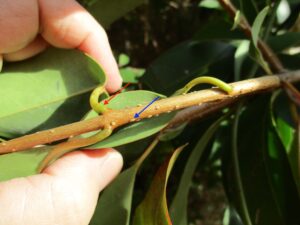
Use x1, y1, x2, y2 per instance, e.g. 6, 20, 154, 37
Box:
0, 86, 96, 119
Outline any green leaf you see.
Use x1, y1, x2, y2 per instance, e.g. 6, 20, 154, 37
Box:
90, 166, 138, 225
0, 147, 51, 182
119, 53, 130, 67
0, 48, 105, 138
84, 90, 175, 149
232, 10, 242, 30
141, 41, 234, 95
223, 96, 300, 225
198, 0, 221, 9
120, 67, 145, 83
170, 114, 227, 225
133, 145, 186, 225
270, 91, 300, 193
88, 0, 145, 28
252, 6, 269, 48
234, 40, 250, 81
194, 18, 245, 41
222, 206, 243, 225
268, 32, 300, 52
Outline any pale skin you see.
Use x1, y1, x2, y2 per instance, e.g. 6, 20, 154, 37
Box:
0, 0, 123, 225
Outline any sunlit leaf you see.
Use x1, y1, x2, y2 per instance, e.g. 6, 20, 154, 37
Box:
119, 53, 130, 67
198, 0, 221, 9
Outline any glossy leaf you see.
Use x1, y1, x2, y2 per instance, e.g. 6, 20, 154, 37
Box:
170, 114, 227, 225
141, 41, 234, 95
0, 48, 105, 138
133, 145, 186, 225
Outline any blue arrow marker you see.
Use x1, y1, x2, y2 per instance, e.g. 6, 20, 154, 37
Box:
134, 96, 160, 118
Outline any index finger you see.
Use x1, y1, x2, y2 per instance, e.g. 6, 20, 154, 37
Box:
38, 0, 122, 93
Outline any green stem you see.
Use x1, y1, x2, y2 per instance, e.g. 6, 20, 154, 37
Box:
173, 76, 233, 96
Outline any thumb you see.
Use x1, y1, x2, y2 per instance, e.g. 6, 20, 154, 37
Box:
0, 148, 123, 225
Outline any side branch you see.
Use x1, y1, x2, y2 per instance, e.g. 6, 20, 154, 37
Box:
1, 71, 300, 154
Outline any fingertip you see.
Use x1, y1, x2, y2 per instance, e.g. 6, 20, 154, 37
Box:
105, 71, 123, 93
0, 54, 3, 72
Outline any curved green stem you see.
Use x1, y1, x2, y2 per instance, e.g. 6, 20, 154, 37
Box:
173, 76, 233, 96
90, 85, 109, 114
38, 127, 112, 172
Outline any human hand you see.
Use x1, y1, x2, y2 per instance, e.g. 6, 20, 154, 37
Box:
0, 149, 123, 225
0, 0, 122, 92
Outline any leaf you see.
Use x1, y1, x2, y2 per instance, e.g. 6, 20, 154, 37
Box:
88, 0, 145, 28
222, 206, 243, 225
132, 145, 186, 225
90, 138, 160, 225
223, 96, 300, 225
198, 0, 222, 9
0, 147, 51, 182
234, 40, 250, 81
270, 91, 300, 193
232, 10, 242, 30
194, 18, 245, 41
170, 114, 227, 225
0, 48, 105, 138
120, 67, 145, 83
83, 90, 175, 149
252, 6, 269, 48
90, 166, 138, 225
119, 53, 130, 67
141, 40, 234, 95
268, 32, 300, 52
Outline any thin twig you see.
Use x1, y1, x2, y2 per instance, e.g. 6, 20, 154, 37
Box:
0, 71, 300, 154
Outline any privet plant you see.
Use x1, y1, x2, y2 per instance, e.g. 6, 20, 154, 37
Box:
0, 0, 300, 224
